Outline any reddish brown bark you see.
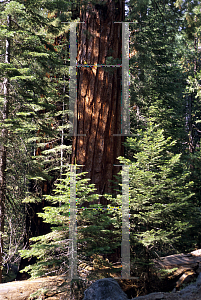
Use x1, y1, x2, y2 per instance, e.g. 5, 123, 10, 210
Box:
71, 1, 125, 198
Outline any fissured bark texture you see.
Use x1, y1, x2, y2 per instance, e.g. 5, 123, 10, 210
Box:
71, 1, 125, 198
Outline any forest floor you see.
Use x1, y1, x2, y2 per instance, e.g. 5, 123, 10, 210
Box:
0, 274, 201, 300
1, 249, 201, 300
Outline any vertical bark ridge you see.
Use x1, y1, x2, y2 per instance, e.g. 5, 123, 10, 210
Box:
71, 1, 124, 198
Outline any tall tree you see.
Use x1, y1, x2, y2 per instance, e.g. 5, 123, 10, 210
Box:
71, 0, 125, 199
0, 11, 10, 283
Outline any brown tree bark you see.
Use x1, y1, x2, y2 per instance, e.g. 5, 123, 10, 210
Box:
0, 15, 10, 283
71, 1, 125, 200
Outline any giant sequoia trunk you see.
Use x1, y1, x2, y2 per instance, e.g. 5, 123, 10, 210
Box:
71, 1, 125, 199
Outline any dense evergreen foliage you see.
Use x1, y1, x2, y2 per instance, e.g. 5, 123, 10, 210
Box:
120, 123, 198, 259
20, 168, 121, 278
0, 0, 72, 281
0, 0, 201, 296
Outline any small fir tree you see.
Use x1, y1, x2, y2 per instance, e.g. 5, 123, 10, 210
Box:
118, 122, 197, 277
19, 167, 121, 279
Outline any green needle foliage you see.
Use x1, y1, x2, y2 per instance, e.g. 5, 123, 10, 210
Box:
19, 167, 121, 278
1, 0, 201, 290
118, 122, 198, 266
128, 0, 187, 147
0, 0, 73, 275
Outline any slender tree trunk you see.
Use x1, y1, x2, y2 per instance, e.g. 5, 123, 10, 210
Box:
187, 37, 197, 155
0, 15, 10, 283
71, 1, 125, 200
188, 93, 193, 154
